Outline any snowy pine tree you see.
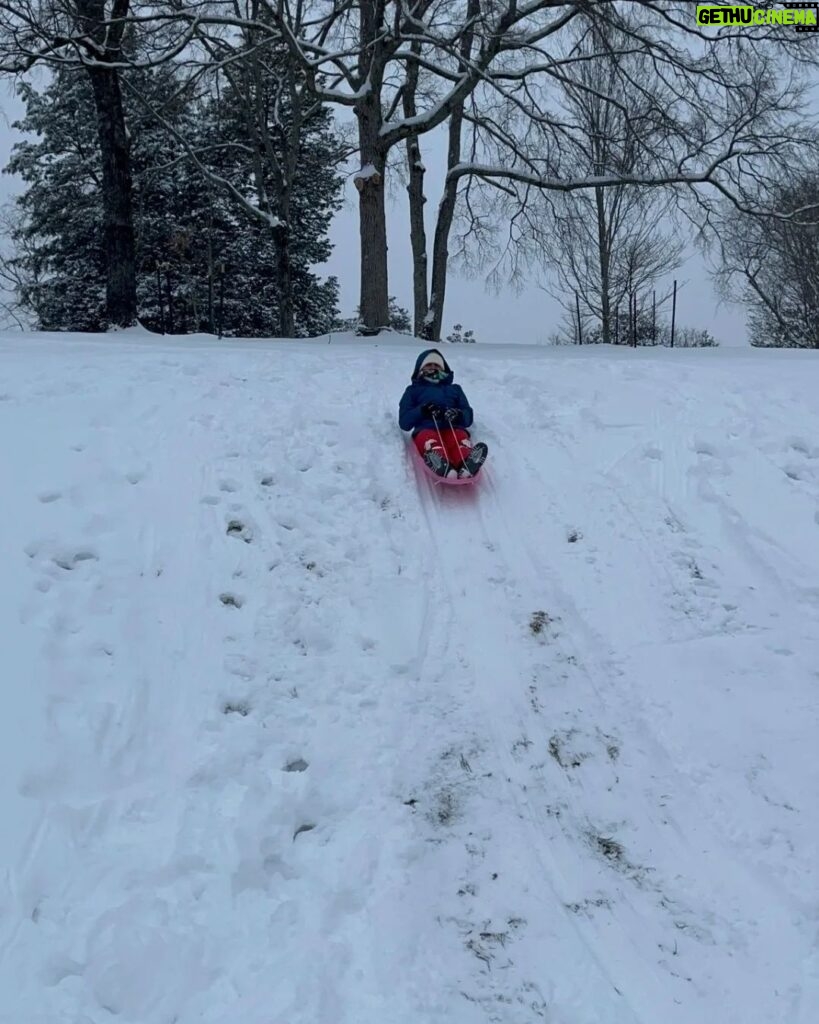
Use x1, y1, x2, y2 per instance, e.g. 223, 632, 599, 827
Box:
5, 61, 342, 337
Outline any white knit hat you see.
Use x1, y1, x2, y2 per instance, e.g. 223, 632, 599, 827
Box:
420, 351, 446, 370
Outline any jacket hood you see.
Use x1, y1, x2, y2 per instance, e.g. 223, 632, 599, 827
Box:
412, 348, 453, 382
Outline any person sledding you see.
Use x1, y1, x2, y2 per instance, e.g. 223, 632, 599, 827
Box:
399, 349, 488, 478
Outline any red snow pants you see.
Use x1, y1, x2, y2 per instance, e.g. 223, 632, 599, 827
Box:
414, 427, 472, 468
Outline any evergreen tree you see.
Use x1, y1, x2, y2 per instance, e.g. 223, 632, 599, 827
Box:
5, 61, 342, 337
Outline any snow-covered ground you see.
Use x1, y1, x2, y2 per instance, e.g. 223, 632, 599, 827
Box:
1, 330, 818, 1024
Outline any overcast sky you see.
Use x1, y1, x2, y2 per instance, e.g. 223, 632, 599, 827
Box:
0, 80, 749, 346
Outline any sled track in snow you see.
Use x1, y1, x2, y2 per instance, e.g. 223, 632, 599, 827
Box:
412, 431, 818, 1024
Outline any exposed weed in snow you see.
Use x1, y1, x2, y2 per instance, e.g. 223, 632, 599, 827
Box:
222, 700, 250, 717
565, 896, 612, 917
548, 731, 588, 770
283, 758, 309, 773
432, 789, 458, 826
464, 936, 494, 967
593, 833, 625, 863
567, 528, 582, 543
528, 610, 551, 635
512, 736, 533, 757
587, 830, 651, 886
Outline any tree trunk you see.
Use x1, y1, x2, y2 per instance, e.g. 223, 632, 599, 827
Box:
403, 39, 429, 336
275, 209, 295, 337
356, 92, 389, 331
406, 134, 428, 336
428, 104, 465, 342
595, 185, 611, 344
85, 65, 137, 328
355, 0, 389, 333
427, 0, 477, 342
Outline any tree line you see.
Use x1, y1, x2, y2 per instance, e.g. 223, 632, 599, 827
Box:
0, 2, 817, 347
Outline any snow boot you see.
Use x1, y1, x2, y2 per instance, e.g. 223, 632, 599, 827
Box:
461, 442, 488, 477
423, 448, 451, 476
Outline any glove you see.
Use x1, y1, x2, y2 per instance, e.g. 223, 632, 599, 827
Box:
443, 408, 460, 423
421, 402, 442, 418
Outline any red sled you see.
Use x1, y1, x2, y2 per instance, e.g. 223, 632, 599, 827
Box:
409, 441, 483, 486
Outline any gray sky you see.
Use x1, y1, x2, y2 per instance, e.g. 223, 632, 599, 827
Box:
0, 82, 748, 345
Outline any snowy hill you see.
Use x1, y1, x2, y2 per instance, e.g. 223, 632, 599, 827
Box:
1, 331, 818, 1024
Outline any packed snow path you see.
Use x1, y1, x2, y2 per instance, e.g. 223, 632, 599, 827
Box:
1, 332, 818, 1024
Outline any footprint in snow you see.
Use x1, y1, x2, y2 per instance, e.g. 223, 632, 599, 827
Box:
224, 653, 256, 680
219, 479, 240, 493
52, 549, 98, 571
25, 540, 99, 571
219, 592, 244, 609
37, 491, 62, 504
283, 758, 309, 773
790, 439, 819, 459
226, 519, 253, 543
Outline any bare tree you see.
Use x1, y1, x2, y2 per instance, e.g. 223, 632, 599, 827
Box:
432, 3, 819, 336
715, 172, 819, 348
541, 18, 684, 342
144, 0, 584, 332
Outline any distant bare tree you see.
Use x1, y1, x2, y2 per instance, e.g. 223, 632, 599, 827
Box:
541, 19, 684, 343
438, 3, 819, 338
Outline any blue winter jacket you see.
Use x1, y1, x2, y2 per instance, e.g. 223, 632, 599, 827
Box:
398, 348, 474, 436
